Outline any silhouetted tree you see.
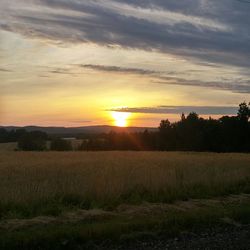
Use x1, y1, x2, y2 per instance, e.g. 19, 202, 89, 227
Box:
0, 128, 26, 143
158, 119, 174, 150
238, 102, 250, 122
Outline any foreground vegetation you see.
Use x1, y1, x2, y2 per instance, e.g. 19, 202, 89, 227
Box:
0, 152, 250, 218
0, 151, 249, 249
1, 196, 250, 249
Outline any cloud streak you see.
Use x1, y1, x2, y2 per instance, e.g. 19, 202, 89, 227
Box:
156, 78, 250, 94
0, 68, 12, 72
80, 64, 250, 93
81, 64, 157, 76
110, 106, 238, 115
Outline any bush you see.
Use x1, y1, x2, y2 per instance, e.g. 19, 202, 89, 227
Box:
18, 131, 47, 151
50, 138, 72, 151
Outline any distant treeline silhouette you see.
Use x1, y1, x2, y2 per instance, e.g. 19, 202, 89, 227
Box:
0, 102, 249, 152
0, 129, 48, 151
78, 102, 250, 152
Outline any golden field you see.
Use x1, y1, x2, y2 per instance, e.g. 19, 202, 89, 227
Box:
1, 151, 250, 249
0, 151, 250, 208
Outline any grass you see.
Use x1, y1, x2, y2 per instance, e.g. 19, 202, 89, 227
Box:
0, 151, 250, 249
1, 200, 250, 249
0, 151, 249, 218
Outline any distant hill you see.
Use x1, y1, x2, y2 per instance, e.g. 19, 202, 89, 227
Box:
1, 125, 158, 135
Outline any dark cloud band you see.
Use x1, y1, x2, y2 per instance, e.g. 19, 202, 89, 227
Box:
109, 106, 238, 115
80, 64, 250, 93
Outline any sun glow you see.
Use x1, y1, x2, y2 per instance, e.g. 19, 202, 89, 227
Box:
111, 111, 131, 127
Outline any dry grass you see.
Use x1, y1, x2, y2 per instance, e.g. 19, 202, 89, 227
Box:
0, 151, 250, 248
0, 152, 249, 209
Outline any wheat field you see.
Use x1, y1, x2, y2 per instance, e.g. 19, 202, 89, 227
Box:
0, 152, 250, 210
0, 151, 250, 247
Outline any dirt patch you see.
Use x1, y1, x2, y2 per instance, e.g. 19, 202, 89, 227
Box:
116, 193, 250, 215
0, 210, 115, 230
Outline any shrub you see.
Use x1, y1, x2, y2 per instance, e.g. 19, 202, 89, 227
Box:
18, 131, 47, 151
50, 138, 72, 151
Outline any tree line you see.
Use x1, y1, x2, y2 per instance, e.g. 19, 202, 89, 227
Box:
0, 102, 249, 152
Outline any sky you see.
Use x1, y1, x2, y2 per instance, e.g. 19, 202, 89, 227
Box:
0, 0, 250, 127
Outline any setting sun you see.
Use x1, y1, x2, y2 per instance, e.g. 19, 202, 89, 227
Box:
111, 111, 131, 127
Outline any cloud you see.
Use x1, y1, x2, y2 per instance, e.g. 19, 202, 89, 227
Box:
38, 66, 79, 76
156, 78, 250, 94
49, 68, 76, 75
80, 64, 250, 93
81, 64, 157, 75
0, 68, 12, 72
110, 106, 238, 115
1, 0, 250, 69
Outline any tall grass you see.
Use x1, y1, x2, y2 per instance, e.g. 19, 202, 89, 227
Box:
0, 152, 250, 217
